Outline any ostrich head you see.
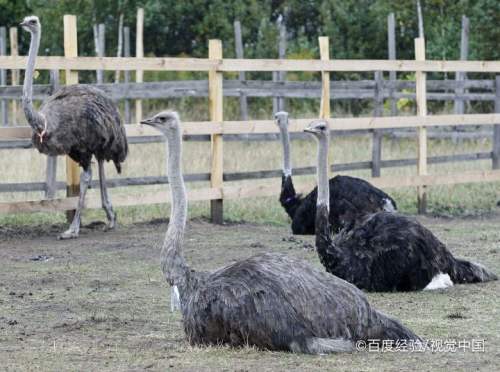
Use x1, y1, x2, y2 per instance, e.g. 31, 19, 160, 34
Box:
141, 111, 181, 136
274, 111, 289, 129
20, 16, 40, 34
304, 119, 329, 140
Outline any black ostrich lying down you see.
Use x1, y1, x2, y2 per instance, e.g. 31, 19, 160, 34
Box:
275, 111, 396, 235
306, 119, 497, 292
141, 110, 421, 354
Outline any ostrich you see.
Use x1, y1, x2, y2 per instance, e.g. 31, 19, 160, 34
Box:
306, 119, 497, 292
21, 16, 128, 239
140, 110, 421, 353
275, 111, 396, 235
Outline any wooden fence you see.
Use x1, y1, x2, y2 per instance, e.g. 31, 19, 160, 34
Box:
1, 15, 500, 221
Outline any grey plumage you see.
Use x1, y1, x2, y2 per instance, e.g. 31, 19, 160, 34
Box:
142, 111, 421, 354
21, 16, 127, 239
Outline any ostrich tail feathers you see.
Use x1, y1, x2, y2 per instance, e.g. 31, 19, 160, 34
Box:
450, 259, 497, 284
376, 311, 422, 343
114, 161, 122, 174
290, 337, 354, 354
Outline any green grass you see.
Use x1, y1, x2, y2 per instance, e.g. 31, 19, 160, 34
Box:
2, 98, 500, 227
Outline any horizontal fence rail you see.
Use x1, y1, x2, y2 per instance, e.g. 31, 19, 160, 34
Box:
1, 30, 500, 219
0, 79, 495, 101
0, 152, 491, 194
2, 56, 500, 72
2, 114, 500, 139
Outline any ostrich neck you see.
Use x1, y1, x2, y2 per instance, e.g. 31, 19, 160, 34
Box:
314, 133, 334, 261
22, 29, 44, 132
316, 136, 330, 207
161, 130, 191, 294
279, 126, 292, 177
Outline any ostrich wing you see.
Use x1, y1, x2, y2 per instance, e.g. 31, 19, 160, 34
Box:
183, 253, 416, 350
39, 85, 127, 170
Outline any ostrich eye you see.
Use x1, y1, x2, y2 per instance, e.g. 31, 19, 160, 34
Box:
159, 116, 167, 122
30, 20, 36, 24
318, 125, 325, 130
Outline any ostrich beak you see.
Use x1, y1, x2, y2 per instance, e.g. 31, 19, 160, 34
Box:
140, 118, 155, 126
304, 127, 316, 134
20, 21, 27, 27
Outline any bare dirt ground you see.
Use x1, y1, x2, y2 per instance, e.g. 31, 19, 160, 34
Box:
0, 215, 499, 371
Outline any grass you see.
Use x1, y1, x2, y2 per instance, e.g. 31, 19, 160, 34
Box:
1, 130, 500, 228
0, 217, 498, 371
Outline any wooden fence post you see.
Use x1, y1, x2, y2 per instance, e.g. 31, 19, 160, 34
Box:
135, 8, 144, 123
115, 13, 124, 83
319, 36, 331, 175
233, 20, 248, 120
454, 15, 469, 116
277, 18, 287, 112
96, 23, 105, 84
415, 37, 428, 214
209, 39, 224, 224
319, 37, 330, 120
45, 70, 60, 199
273, 16, 287, 113
63, 15, 80, 221
387, 13, 397, 116
9, 27, 18, 125
0, 27, 7, 126
371, 71, 383, 177
123, 26, 131, 123
492, 76, 500, 169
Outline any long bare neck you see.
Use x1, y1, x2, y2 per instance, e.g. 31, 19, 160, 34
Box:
315, 134, 333, 254
279, 125, 292, 177
161, 128, 191, 292
22, 28, 44, 132
316, 135, 330, 207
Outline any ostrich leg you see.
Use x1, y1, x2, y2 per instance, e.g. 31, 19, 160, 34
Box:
59, 167, 92, 239
98, 159, 116, 230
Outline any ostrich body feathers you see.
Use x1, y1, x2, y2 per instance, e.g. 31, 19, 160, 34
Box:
34, 85, 127, 173
316, 208, 497, 292
281, 174, 397, 235
182, 252, 419, 352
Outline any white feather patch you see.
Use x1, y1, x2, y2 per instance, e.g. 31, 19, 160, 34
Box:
383, 198, 396, 212
424, 272, 453, 290
170, 285, 181, 312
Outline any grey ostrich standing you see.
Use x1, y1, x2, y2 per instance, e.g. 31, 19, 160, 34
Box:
140, 110, 421, 353
306, 119, 497, 292
275, 111, 396, 235
21, 16, 128, 239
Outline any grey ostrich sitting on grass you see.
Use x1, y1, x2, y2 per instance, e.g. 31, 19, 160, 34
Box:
275, 111, 396, 235
306, 119, 497, 292
140, 110, 421, 354
21, 16, 128, 239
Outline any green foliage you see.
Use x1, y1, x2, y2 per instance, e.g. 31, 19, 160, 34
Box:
2, 0, 498, 62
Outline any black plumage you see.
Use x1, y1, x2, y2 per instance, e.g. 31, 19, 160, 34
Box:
317, 209, 497, 291
307, 120, 497, 292
275, 112, 396, 235
280, 174, 397, 235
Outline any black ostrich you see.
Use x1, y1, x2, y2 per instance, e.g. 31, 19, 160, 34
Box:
306, 119, 497, 292
275, 111, 396, 235
21, 16, 128, 239
140, 110, 421, 354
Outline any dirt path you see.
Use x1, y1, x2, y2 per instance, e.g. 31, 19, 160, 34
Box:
1, 216, 499, 371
